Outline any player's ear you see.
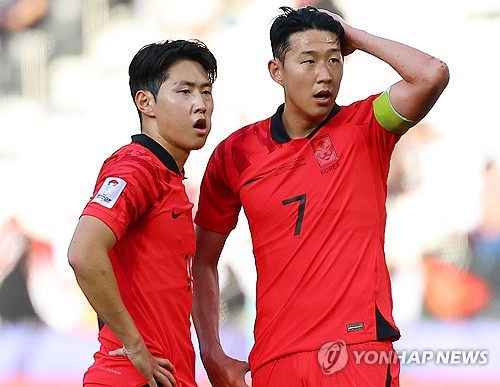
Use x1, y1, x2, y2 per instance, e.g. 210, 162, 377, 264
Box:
135, 90, 155, 118
268, 59, 284, 86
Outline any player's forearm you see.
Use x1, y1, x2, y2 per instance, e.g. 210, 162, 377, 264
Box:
351, 29, 449, 90
71, 252, 143, 350
192, 261, 225, 357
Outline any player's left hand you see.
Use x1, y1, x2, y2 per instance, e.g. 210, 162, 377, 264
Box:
318, 9, 357, 56
109, 345, 178, 387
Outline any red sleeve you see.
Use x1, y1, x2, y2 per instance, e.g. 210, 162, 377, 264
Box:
194, 141, 242, 234
82, 150, 163, 240
346, 94, 401, 159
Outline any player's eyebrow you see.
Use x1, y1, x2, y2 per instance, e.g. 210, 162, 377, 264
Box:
173, 80, 212, 88
299, 47, 341, 56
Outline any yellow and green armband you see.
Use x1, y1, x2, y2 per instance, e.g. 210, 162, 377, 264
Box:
373, 88, 416, 134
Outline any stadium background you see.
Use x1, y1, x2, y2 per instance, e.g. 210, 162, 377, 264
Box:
0, 0, 499, 386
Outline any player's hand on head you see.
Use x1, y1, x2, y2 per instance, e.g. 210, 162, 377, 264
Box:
109, 345, 177, 387
318, 8, 357, 56
317, 8, 342, 21
202, 351, 250, 387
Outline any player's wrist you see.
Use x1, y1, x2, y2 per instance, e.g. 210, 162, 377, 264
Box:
122, 335, 147, 354
200, 345, 227, 364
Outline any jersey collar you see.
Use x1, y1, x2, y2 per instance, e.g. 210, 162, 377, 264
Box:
270, 103, 341, 143
132, 134, 181, 175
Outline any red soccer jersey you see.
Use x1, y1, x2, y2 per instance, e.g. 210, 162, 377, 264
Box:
81, 134, 196, 387
195, 94, 401, 373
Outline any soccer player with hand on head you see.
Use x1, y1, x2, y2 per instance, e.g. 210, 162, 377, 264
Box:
68, 39, 217, 387
192, 6, 449, 387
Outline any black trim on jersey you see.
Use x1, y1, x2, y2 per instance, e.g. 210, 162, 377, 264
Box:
385, 363, 392, 387
98, 316, 104, 331
376, 306, 401, 341
132, 134, 181, 175
270, 103, 341, 143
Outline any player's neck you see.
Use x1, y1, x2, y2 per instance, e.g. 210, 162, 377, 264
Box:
282, 109, 322, 139
141, 130, 189, 174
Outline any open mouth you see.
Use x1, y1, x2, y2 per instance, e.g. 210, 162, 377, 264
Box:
194, 119, 207, 130
314, 90, 332, 99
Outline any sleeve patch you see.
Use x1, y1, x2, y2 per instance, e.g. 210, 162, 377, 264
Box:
373, 89, 416, 134
91, 177, 127, 208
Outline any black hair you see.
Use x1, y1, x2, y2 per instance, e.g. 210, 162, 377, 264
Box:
270, 6, 344, 63
128, 39, 217, 121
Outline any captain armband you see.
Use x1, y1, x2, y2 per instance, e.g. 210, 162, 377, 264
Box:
373, 87, 416, 134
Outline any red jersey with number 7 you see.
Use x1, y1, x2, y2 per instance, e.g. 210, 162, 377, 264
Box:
195, 94, 401, 373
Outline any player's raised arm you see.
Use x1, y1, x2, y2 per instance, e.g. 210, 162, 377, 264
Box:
321, 10, 449, 127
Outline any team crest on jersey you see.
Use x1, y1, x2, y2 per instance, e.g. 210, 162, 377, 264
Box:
311, 134, 339, 167
91, 177, 126, 208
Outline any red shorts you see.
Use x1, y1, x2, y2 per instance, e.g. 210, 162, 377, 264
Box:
251, 341, 400, 387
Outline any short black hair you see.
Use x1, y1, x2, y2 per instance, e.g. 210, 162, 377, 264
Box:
128, 39, 217, 102
270, 6, 344, 63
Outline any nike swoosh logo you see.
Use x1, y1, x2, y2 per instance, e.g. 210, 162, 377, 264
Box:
171, 209, 182, 219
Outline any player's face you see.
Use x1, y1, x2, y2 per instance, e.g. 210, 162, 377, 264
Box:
275, 29, 343, 126
153, 60, 214, 155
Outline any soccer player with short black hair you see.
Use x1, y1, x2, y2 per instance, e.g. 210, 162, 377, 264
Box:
192, 6, 449, 387
68, 39, 217, 387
